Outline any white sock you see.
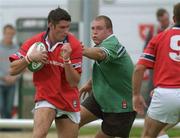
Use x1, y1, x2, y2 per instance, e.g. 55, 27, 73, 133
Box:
157, 134, 169, 138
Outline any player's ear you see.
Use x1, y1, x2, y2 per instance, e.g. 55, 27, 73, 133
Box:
173, 15, 176, 24
48, 22, 52, 28
48, 22, 54, 29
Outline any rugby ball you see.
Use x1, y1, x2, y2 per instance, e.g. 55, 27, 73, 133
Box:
27, 42, 47, 72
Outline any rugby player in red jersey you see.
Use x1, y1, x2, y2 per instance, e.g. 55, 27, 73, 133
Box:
9, 8, 82, 138
133, 3, 180, 138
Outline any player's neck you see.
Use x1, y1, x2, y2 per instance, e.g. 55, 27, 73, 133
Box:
47, 33, 58, 47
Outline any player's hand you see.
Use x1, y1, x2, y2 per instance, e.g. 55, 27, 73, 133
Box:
79, 83, 92, 100
28, 46, 48, 63
61, 43, 72, 60
150, 90, 154, 97
133, 94, 147, 116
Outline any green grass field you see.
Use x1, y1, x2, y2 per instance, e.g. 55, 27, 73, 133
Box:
79, 126, 180, 137
0, 126, 179, 138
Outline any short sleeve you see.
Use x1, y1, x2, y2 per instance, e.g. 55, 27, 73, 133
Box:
100, 41, 126, 62
137, 35, 158, 68
68, 35, 83, 73
9, 39, 35, 62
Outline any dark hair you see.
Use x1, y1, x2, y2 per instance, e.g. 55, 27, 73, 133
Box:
173, 3, 180, 24
3, 24, 15, 33
48, 7, 71, 25
156, 8, 168, 19
95, 15, 113, 30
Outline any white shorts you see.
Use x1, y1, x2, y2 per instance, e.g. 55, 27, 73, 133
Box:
34, 100, 80, 124
147, 87, 180, 124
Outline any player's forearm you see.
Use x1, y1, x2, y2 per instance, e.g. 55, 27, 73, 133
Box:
64, 64, 81, 87
132, 64, 146, 96
83, 47, 106, 60
9, 58, 28, 75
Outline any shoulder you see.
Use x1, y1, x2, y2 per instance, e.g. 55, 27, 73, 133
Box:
67, 33, 80, 43
22, 32, 45, 47
151, 28, 172, 43
101, 35, 123, 50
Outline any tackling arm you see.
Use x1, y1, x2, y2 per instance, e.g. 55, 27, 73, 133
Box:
83, 47, 106, 61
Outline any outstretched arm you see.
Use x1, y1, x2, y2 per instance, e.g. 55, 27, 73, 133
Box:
83, 47, 106, 61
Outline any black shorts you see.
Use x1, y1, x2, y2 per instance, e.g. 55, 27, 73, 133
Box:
81, 94, 136, 138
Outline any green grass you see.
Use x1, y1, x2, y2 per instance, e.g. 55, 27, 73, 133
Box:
79, 126, 180, 137
79, 126, 100, 135
130, 127, 180, 137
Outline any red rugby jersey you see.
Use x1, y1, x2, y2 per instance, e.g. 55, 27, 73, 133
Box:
138, 27, 180, 88
9, 32, 82, 112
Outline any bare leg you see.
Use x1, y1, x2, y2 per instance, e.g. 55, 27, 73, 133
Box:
79, 105, 98, 127
142, 116, 167, 138
32, 107, 56, 138
158, 123, 178, 138
55, 118, 78, 138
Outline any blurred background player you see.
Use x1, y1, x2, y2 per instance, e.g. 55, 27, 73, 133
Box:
0, 24, 19, 119
133, 3, 180, 138
9, 8, 82, 138
79, 15, 136, 138
144, 8, 171, 48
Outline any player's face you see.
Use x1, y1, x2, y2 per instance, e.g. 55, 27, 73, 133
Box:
3, 27, 15, 44
158, 13, 170, 29
91, 20, 112, 45
50, 20, 70, 42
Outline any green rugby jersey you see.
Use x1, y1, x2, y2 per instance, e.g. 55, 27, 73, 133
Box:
92, 34, 134, 113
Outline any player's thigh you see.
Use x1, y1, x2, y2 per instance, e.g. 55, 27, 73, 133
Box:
142, 116, 166, 137
80, 105, 98, 127
102, 111, 136, 138
161, 123, 178, 132
33, 107, 56, 137
158, 123, 178, 136
80, 94, 101, 127
55, 118, 78, 138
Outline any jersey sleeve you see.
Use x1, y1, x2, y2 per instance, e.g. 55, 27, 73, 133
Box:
9, 39, 34, 62
137, 35, 158, 68
100, 41, 126, 62
68, 35, 83, 73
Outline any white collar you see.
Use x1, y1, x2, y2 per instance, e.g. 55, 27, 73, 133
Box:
45, 36, 64, 52
102, 34, 115, 42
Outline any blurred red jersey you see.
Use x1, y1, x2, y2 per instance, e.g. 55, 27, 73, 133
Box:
138, 27, 180, 88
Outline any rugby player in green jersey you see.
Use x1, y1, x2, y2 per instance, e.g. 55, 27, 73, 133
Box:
79, 15, 136, 138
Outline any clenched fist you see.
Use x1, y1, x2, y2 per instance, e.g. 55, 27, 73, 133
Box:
61, 43, 72, 60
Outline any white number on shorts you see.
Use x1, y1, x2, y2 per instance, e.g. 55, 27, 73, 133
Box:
169, 35, 180, 62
